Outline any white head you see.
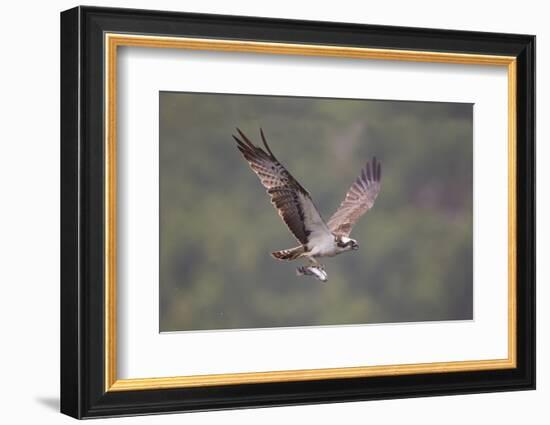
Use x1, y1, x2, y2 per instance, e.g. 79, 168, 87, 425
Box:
335, 235, 359, 252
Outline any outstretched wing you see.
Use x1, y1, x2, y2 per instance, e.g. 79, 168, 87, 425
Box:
233, 128, 332, 246
327, 157, 382, 237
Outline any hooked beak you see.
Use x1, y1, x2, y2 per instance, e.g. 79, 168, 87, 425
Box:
352, 242, 359, 250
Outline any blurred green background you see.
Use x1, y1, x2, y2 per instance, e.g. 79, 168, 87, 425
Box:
159, 92, 473, 332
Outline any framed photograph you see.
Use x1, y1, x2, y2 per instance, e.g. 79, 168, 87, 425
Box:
60, 6, 535, 419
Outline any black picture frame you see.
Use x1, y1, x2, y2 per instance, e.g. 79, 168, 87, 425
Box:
60, 5, 535, 419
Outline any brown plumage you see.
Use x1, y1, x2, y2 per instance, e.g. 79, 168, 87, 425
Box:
271, 246, 305, 261
233, 128, 329, 247
327, 157, 382, 237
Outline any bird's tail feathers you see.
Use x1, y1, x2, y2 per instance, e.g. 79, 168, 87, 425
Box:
271, 246, 305, 261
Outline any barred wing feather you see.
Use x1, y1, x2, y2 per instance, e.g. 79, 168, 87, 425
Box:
328, 157, 382, 237
233, 128, 332, 246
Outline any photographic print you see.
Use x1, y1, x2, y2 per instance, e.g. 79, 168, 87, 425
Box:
159, 92, 473, 332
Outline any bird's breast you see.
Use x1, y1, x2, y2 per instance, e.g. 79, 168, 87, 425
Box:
309, 237, 338, 257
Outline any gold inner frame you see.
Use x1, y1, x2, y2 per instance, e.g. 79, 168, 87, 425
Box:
104, 33, 517, 392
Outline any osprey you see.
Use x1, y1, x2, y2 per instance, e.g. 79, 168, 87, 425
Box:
234, 128, 381, 281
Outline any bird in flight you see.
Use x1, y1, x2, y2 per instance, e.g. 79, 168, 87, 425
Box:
234, 128, 381, 282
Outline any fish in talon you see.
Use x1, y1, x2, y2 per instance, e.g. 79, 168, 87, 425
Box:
296, 265, 328, 282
